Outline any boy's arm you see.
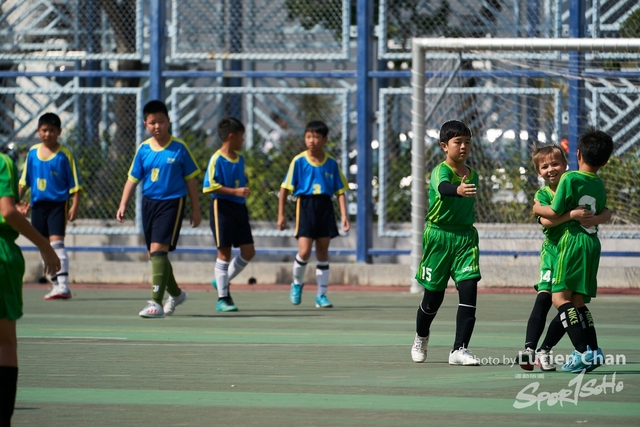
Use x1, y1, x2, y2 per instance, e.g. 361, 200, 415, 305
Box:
116, 179, 137, 223
16, 186, 30, 215
0, 196, 60, 275
336, 193, 350, 232
68, 190, 81, 222
211, 186, 249, 198
532, 200, 559, 219
577, 207, 611, 229
277, 187, 288, 230
185, 178, 201, 228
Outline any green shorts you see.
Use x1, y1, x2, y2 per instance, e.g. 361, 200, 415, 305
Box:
0, 235, 25, 321
553, 227, 600, 299
415, 223, 481, 292
535, 240, 557, 293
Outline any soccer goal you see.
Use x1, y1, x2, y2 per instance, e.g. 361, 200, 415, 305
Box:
409, 37, 640, 292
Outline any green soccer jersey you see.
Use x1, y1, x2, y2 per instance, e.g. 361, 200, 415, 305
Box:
551, 170, 607, 235
427, 161, 478, 226
535, 186, 564, 244
0, 153, 20, 240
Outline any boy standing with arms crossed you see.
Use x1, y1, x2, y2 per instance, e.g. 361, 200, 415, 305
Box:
1, 151, 60, 425
519, 145, 611, 372
19, 113, 82, 300
533, 128, 613, 373
204, 117, 255, 312
411, 120, 481, 366
116, 100, 201, 318
277, 120, 349, 308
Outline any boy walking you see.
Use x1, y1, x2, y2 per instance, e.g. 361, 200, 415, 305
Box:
19, 113, 82, 300
116, 100, 201, 318
1, 152, 60, 425
204, 117, 255, 312
519, 145, 611, 372
411, 120, 481, 366
533, 128, 613, 373
277, 120, 350, 308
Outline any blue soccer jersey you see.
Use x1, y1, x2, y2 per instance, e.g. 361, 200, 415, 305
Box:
202, 150, 248, 204
127, 137, 200, 200
281, 152, 348, 197
19, 143, 82, 204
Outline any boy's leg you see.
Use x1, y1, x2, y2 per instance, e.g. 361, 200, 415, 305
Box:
553, 291, 588, 353
46, 236, 71, 297
228, 244, 255, 282
525, 291, 553, 350
149, 244, 171, 305
453, 279, 478, 351
0, 318, 18, 426
314, 237, 331, 307
215, 247, 232, 298
411, 288, 445, 362
290, 237, 313, 305
538, 313, 565, 351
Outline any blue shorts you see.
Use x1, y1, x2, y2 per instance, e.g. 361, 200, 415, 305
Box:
294, 195, 339, 240
31, 200, 67, 237
209, 198, 254, 248
142, 196, 185, 252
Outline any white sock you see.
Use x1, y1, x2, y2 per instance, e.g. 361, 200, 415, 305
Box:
228, 255, 249, 281
316, 261, 329, 297
292, 254, 308, 285
51, 240, 69, 291
214, 260, 230, 298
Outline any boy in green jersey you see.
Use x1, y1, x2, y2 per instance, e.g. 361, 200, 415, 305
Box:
411, 120, 481, 366
0, 153, 60, 425
533, 128, 613, 373
519, 145, 610, 372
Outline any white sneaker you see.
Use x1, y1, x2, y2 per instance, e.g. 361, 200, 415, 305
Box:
535, 349, 556, 371
44, 285, 72, 300
139, 301, 165, 318
163, 291, 188, 316
411, 335, 429, 363
449, 347, 480, 366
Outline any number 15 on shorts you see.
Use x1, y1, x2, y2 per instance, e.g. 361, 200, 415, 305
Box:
421, 267, 432, 282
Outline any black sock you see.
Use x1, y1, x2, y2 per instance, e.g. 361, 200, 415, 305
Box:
416, 290, 445, 337
0, 366, 18, 426
558, 302, 588, 353
577, 305, 599, 350
524, 292, 552, 349
539, 313, 565, 352
453, 279, 477, 350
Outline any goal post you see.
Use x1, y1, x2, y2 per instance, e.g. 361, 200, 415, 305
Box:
409, 37, 640, 293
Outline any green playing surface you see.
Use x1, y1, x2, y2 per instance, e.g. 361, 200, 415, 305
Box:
14, 286, 640, 426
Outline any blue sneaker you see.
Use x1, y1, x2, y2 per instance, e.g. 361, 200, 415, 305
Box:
586, 348, 604, 372
315, 295, 333, 308
211, 279, 217, 290
290, 283, 303, 305
561, 348, 594, 373
216, 297, 238, 312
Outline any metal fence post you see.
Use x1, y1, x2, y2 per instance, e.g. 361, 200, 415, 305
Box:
356, 0, 373, 263
149, 0, 166, 102
568, 0, 585, 170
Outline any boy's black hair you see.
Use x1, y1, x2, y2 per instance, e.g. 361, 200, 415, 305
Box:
218, 117, 245, 141
38, 112, 61, 129
532, 145, 567, 171
143, 100, 169, 119
304, 120, 329, 138
578, 128, 613, 167
439, 120, 471, 143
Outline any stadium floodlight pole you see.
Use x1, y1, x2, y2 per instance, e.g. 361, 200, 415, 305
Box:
410, 37, 640, 292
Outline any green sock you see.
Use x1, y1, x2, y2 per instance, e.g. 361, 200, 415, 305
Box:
166, 261, 180, 297
151, 252, 170, 304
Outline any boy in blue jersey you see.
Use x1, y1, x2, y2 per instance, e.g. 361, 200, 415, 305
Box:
1, 152, 60, 426
203, 117, 255, 312
116, 100, 201, 318
411, 120, 481, 366
19, 113, 82, 300
533, 128, 613, 373
277, 120, 350, 308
